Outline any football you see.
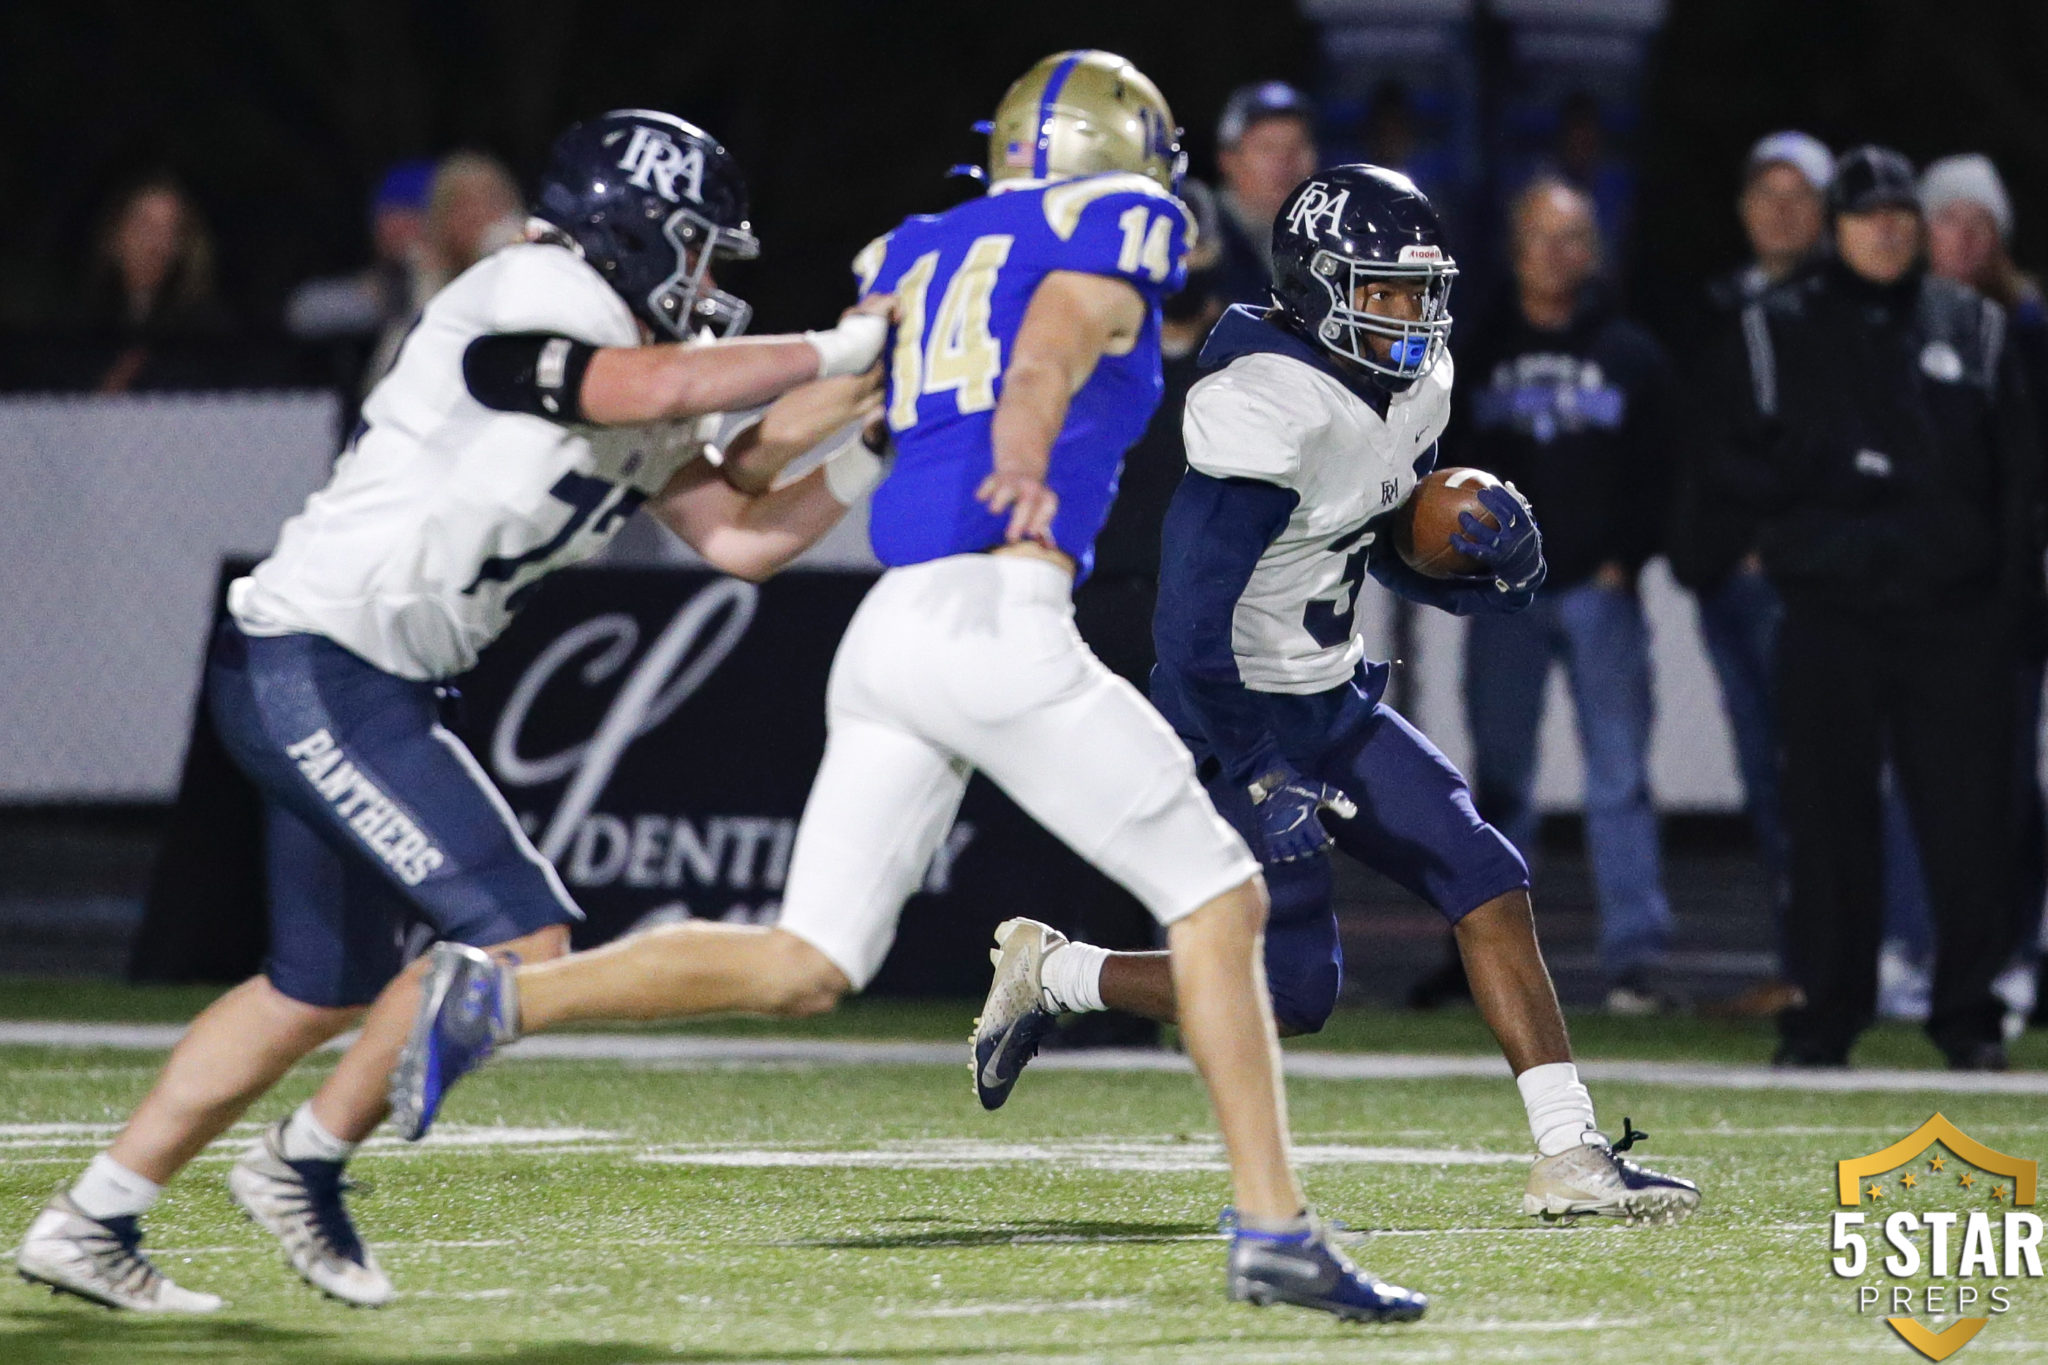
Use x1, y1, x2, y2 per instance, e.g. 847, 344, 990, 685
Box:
1394, 466, 1505, 578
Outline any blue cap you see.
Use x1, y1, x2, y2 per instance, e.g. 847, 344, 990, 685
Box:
1217, 81, 1315, 148
373, 159, 435, 214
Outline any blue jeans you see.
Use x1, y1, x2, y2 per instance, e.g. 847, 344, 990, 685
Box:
1694, 569, 1788, 908
1464, 581, 1673, 979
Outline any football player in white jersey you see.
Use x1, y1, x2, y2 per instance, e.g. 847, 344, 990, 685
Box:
974, 165, 1701, 1226
15, 109, 895, 1313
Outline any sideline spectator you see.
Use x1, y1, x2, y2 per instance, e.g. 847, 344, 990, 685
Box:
1213, 82, 1318, 306
1670, 131, 1831, 1019
77, 176, 234, 392
1708, 132, 1833, 312
1697, 146, 2043, 1070
421, 152, 525, 288
285, 160, 434, 343
1920, 151, 2048, 1029
360, 152, 523, 386
1922, 154, 2045, 335
1452, 179, 1676, 1014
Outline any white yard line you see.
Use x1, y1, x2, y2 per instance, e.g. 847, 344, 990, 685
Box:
898, 1298, 1145, 1318
3, 1021, 2045, 1093
641, 1138, 1528, 1174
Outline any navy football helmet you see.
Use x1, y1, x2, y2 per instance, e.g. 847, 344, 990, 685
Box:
534, 109, 759, 339
1270, 164, 1455, 382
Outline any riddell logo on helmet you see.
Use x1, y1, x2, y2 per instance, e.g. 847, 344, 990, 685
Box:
1398, 244, 1443, 263
1285, 183, 1350, 237
616, 126, 706, 205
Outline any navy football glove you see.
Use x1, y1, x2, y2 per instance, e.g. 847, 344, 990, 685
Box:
1450, 483, 1545, 593
1248, 764, 1357, 863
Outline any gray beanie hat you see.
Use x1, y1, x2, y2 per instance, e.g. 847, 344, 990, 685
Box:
1919, 153, 2014, 242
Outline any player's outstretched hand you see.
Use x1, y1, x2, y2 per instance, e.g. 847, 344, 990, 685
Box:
977, 469, 1060, 547
1249, 763, 1357, 863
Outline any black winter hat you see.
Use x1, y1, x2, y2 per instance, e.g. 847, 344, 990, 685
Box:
1829, 145, 1920, 216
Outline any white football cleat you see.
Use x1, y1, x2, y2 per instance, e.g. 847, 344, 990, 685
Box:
228, 1120, 394, 1307
1524, 1124, 1701, 1226
14, 1191, 223, 1312
971, 918, 1067, 1111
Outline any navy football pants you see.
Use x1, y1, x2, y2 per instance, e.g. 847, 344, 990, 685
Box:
1159, 667, 1529, 1034
207, 624, 579, 1007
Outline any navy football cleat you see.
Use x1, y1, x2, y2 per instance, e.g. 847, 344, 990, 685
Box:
970, 918, 1065, 1110
389, 943, 518, 1142
1227, 1217, 1428, 1323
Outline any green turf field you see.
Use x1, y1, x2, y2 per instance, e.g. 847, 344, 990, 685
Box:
2, 988, 2045, 1364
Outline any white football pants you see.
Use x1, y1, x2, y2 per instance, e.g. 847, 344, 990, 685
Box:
775, 552, 1259, 989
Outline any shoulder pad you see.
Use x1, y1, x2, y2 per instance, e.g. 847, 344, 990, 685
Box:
1181, 353, 1334, 485
852, 233, 893, 295
482, 244, 639, 347
1039, 172, 1187, 241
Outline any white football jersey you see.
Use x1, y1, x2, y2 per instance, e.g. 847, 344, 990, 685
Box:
1182, 348, 1453, 693
231, 243, 716, 680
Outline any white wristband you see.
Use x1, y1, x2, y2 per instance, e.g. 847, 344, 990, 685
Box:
821, 431, 888, 505
805, 314, 888, 379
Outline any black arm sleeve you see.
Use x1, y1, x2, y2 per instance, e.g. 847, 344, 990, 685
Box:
461, 332, 597, 423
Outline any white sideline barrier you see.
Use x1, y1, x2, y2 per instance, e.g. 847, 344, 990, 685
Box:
0, 393, 341, 801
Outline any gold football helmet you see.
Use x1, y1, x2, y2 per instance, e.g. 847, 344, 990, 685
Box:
985, 50, 1184, 192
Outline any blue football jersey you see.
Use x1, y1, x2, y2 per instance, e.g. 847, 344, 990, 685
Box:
854, 173, 1192, 577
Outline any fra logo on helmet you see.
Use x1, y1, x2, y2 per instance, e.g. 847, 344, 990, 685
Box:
1830, 1114, 2042, 1360
1285, 182, 1350, 238
614, 125, 705, 205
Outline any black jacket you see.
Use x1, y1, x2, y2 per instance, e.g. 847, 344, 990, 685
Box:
1693, 258, 2046, 616
1668, 262, 1781, 589
1445, 285, 1674, 591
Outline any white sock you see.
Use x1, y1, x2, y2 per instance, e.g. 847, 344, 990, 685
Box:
1517, 1061, 1598, 1157
1039, 942, 1109, 1013
69, 1153, 161, 1220
279, 1103, 358, 1163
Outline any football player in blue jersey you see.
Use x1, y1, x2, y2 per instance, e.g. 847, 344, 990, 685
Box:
394, 52, 1429, 1325
16, 109, 894, 1313
974, 165, 1701, 1227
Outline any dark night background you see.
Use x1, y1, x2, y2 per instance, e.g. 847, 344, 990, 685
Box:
5, 0, 2048, 346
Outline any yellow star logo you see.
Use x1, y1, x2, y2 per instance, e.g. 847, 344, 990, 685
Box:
1900, 1173, 1918, 1189
1930, 1156, 1946, 1172
1993, 1186, 2009, 1202
1868, 1183, 1885, 1200
1960, 1171, 1977, 1189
